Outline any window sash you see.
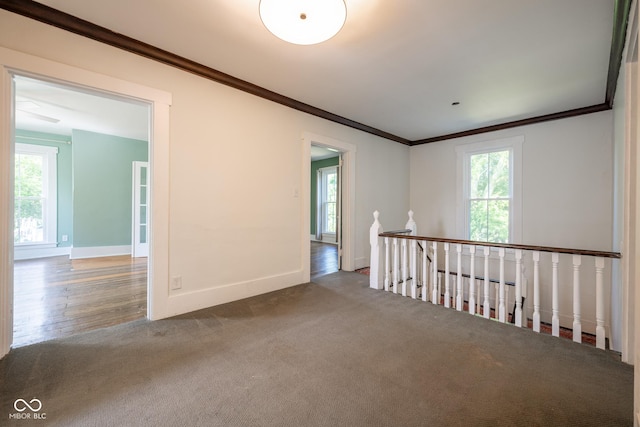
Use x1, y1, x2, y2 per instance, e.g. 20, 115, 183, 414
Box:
14, 143, 58, 245
456, 136, 523, 244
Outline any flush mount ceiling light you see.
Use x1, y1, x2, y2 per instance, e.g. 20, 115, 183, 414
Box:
259, 0, 347, 45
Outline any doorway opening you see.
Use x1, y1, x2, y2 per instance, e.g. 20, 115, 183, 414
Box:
12, 74, 150, 347
310, 145, 341, 278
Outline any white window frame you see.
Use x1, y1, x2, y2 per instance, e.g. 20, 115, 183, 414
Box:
456, 136, 523, 244
14, 142, 58, 246
318, 166, 337, 236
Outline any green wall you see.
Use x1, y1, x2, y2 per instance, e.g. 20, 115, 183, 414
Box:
310, 156, 340, 235
15, 129, 73, 248
72, 129, 148, 248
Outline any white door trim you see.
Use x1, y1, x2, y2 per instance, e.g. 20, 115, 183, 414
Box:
302, 132, 356, 282
0, 47, 172, 358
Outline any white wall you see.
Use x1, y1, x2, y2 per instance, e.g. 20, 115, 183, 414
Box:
0, 10, 409, 319
410, 111, 614, 251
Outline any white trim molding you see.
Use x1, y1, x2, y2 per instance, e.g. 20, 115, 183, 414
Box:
70, 245, 132, 259
14, 244, 71, 260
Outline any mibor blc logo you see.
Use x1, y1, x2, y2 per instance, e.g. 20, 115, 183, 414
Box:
9, 398, 46, 420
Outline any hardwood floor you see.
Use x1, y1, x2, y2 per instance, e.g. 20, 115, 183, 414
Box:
13, 255, 147, 347
310, 241, 338, 278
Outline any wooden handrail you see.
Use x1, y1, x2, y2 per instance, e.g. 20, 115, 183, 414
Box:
379, 233, 621, 259
379, 229, 412, 236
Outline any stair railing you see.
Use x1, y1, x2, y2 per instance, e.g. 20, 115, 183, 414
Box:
369, 211, 621, 350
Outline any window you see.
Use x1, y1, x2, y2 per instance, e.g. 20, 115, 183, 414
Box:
469, 150, 510, 242
14, 143, 58, 245
456, 136, 522, 243
319, 166, 337, 234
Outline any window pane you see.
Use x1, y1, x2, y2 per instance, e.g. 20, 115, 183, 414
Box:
140, 166, 147, 185
140, 225, 147, 244
469, 200, 488, 241
470, 153, 488, 199
489, 150, 509, 198
140, 206, 147, 225
15, 154, 43, 197
487, 200, 510, 243
326, 172, 337, 202
14, 199, 44, 243
326, 201, 336, 233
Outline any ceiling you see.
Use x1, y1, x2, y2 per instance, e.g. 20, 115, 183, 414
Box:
4, 1, 626, 145
14, 75, 149, 141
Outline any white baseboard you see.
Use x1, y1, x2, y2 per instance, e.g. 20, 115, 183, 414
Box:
70, 245, 131, 259
355, 257, 368, 270
14, 245, 72, 260
165, 269, 305, 317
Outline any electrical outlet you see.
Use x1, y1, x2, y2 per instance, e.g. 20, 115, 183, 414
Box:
62, 235, 68, 242
170, 276, 182, 290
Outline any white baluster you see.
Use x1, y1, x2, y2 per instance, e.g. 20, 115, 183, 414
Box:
402, 238, 409, 296
456, 244, 463, 311
572, 255, 582, 343
369, 211, 384, 290
431, 242, 439, 304
552, 253, 560, 337
514, 249, 523, 327
393, 238, 400, 294
384, 236, 390, 292
498, 248, 506, 323
483, 247, 490, 319
532, 251, 541, 333
421, 240, 428, 301
410, 240, 418, 299
595, 257, 606, 350
469, 246, 476, 315
405, 211, 417, 298
444, 243, 451, 308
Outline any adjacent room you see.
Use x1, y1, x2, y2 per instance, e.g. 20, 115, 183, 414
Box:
12, 75, 150, 347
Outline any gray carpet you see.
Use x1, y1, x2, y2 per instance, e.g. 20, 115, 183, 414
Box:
0, 271, 633, 426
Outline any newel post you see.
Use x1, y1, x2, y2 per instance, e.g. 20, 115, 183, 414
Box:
369, 211, 384, 289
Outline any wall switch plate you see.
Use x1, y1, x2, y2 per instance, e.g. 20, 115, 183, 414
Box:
170, 276, 182, 290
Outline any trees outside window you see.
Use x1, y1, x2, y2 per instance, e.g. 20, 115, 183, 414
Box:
14, 143, 57, 245
469, 150, 510, 243
456, 136, 522, 244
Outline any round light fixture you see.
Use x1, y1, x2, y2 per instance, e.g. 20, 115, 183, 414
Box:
259, 0, 347, 45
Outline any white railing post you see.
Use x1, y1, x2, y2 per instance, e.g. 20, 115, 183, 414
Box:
514, 249, 523, 327
405, 211, 417, 298
421, 240, 428, 301
551, 253, 560, 337
595, 257, 606, 350
410, 240, 418, 299
483, 247, 490, 318
444, 243, 451, 308
532, 251, 541, 332
393, 238, 400, 294
384, 236, 390, 292
456, 244, 463, 311
431, 242, 438, 304
402, 238, 408, 297
369, 211, 384, 290
572, 255, 582, 343
469, 245, 476, 315
498, 248, 506, 323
